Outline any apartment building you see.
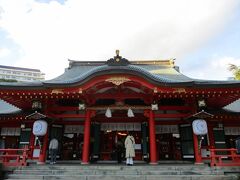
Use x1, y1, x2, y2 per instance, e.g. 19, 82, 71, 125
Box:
0, 65, 45, 82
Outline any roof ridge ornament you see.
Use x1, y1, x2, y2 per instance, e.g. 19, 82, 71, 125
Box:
106, 50, 130, 66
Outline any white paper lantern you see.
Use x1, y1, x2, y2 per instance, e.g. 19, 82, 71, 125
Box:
192, 119, 208, 135
105, 108, 112, 118
33, 120, 48, 136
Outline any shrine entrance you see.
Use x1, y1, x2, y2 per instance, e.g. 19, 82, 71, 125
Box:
99, 130, 143, 161
156, 133, 182, 160
90, 120, 147, 162
62, 133, 83, 160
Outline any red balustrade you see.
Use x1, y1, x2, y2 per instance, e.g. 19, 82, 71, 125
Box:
209, 148, 240, 167
0, 147, 29, 167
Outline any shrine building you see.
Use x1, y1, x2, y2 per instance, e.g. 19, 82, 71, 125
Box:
1, 51, 240, 165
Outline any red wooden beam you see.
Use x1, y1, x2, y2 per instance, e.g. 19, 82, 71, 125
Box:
49, 113, 85, 119
92, 117, 146, 123
158, 106, 193, 111
93, 92, 148, 99
49, 106, 78, 111
154, 113, 191, 118
49, 105, 193, 112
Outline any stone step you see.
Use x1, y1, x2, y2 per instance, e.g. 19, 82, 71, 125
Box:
17, 164, 212, 171
5, 174, 238, 180
12, 169, 222, 175
5, 164, 240, 180
15, 166, 212, 170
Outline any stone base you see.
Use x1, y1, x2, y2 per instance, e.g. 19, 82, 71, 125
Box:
194, 162, 204, 165
81, 162, 90, 165
37, 161, 46, 165
149, 162, 158, 165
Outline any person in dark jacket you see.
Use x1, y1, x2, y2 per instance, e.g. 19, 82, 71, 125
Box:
235, 137, 240, 154
116, 140, 124, 163
49, 138, 59, 164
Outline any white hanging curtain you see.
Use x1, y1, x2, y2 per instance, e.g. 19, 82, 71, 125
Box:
105, 108, 112, 118
127, 108, 134, 117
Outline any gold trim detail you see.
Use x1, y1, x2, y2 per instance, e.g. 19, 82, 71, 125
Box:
173, 88, 186, 93
78, 88, 83, 94
105, 77, 130, 86
87, 105, 151, 110
51, 89, 64, 94
153, 87, 158, 93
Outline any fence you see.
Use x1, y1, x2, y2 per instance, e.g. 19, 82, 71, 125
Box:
0, 147, 29, 167
209, 148, 240, 167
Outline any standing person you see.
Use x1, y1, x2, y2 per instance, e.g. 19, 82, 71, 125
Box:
116, 140, 124, 163
49, 137, 59, 165
124, 132, 135, 165
236, 137, 240, 154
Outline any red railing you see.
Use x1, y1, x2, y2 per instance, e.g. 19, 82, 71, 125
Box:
0, 147, 29, 167
209, 148, 240, 167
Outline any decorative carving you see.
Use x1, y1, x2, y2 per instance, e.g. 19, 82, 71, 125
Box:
153, 87, 158, 93
78, 88, 83, 94
106, 50, 130, 66
172, 88, 186, 93
51, 89, 64, 94
105, 77, 130, 86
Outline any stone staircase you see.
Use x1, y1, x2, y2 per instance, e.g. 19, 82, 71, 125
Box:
4, 163, 240, 180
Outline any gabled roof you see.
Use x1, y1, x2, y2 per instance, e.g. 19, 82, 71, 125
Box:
223, 98, 240, 113
0, 99, 21, 114
0, 54, 240, 88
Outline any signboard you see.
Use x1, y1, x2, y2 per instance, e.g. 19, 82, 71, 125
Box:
135, 144, 141, 150
225, 127, 240, 135
100, 123, 141, 131
33, 149, 40, 158
155, 125, 179, 134
192, 119, 208, 135
33, 120, 48, 136
64, 125, 84, 134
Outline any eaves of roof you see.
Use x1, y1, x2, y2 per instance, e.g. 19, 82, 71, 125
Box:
0, 64, 240, 89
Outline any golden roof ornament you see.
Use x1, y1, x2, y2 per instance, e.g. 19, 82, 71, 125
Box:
115, 50, 120, 62
116, 49, 120, 56
106, 50, 130, 66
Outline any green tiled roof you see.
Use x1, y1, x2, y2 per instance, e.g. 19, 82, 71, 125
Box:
0, 59, 240, 88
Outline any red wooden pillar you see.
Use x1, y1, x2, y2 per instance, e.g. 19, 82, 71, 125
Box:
82, 110, 91, 164
149, 110, 157, 164
208, 124, 215, 148
29, 130, 35, 159
38, 129, 48, 164
193, 133, 203, 164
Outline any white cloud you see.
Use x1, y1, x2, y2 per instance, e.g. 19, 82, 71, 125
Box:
0, 0, 239, 79
0, 48, 10, 58
182, 56, 240, 80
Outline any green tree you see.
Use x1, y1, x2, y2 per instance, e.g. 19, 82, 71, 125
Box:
228, 64, 240, 80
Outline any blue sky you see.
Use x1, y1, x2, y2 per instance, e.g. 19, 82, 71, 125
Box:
181, 8, 240, 79
0, 0, 240, 80
36, 0, 65, 4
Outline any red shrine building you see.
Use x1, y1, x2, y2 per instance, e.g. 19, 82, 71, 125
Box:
1, 52, 240, 165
